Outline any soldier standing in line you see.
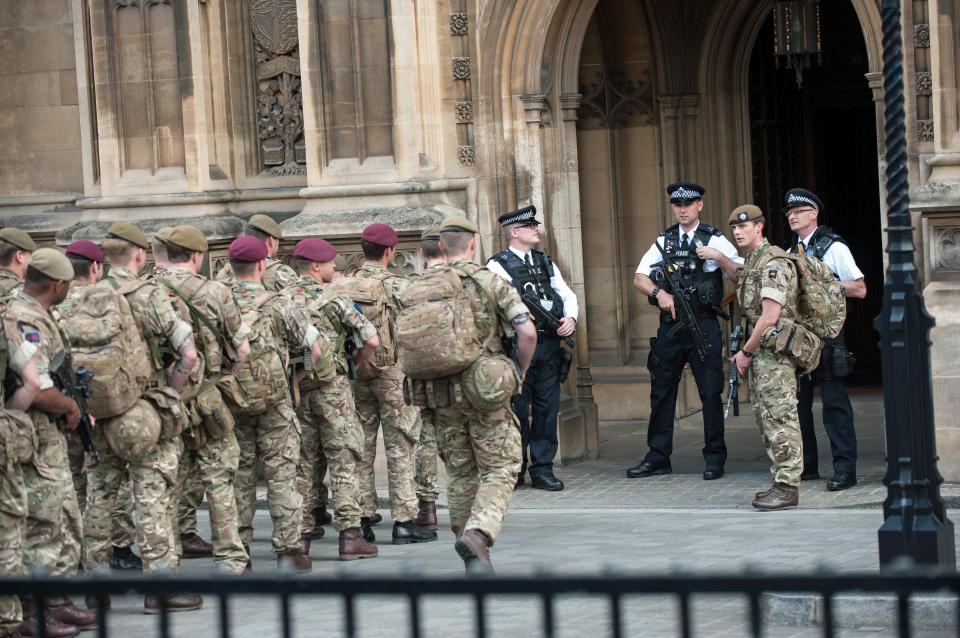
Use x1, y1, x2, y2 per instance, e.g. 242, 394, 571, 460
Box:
151, 225, 252, 574
0, 228, 34, 298
403, 216, 537, 573
729, 206, 806, 510
58, 240, 141, 572
342, 223, 435, 544
285, 238, 380, 559
228, 236, 321, 572
411, 227, 446, 531
150, 229, 214, 559
627, 182, 743, 481
75, 223, 201, 613
214, 214, 297, 291
3, 249, 96, 633
0, 339, 44, 637
784, 188, 866, 491
487, 206, 578, 491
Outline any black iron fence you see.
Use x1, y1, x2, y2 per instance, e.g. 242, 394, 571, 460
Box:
3, 571, 960, 638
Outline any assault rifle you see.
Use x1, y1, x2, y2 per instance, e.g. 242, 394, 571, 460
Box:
344, 329, 364, 380
724, 325, 744, 419
653, 241, 723, 362
50, 351, 101, 466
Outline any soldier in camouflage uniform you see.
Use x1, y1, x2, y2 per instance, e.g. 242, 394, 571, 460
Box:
406, 217, 537, 574
728, 206, 804, 510
227, 236, 320, 571
214, 214, 297, 291
349, 223, 435, 544
285, 238, 380, 560
411, 227, 446, 531
0, 228, 33, 299
59, 240, 141, 572
4, 249, 97, 632
151, 225, 252, 574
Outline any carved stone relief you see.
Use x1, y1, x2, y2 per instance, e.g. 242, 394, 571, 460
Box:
914, 23, 930, 48
251, 0, 305, 175
935, 226, 960, 271
457, 145, 476, 167
453, 57, 472, 81
918, 119, 934, 143
449, 12, 468, 36
916, 71, 933, 97
577, 67, 655, 129
455, 102, 473, 123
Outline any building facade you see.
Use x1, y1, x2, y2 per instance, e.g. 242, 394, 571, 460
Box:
2, 0, 959, 474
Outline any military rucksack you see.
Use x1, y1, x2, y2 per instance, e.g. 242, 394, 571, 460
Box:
760, 246, 846, 339
327, 272, 395, 379
396, 266, 495, 380
61, 281, 153, 419
224, 291, 288, 415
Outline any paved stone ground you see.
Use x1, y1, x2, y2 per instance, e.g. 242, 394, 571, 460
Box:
75, 389, 960, 637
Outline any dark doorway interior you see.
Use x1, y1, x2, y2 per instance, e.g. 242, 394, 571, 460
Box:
748, 0, 883, 386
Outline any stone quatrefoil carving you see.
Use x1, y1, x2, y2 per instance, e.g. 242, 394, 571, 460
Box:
450, 12, 468, 36
453, 57, 471, 81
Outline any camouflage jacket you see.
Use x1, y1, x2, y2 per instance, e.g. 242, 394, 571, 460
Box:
445, 259, 529, 352
56, 280, 95, 321
215, 257, 297, 292
0, 269, 22, 301
231, 280, 317, 374
737, 240, 800, 336
354, 262, 409, 321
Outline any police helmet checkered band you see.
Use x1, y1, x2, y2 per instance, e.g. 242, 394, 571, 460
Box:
498, 205, 539, 227
671, 186, 699, 200
787, 193, 817, 208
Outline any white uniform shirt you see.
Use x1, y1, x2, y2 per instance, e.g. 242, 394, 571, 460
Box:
486, 246, 579, 320
800, 228, 864, 281
635, 222, 743, 277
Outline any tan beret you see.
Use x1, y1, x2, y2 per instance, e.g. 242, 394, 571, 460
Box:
247, 214, 282, 239
439, 216, 478, 234
166, 225, 208, 253
154, 227, 174, 243
728, 204, 765, 226
0, 228, 37, 252
421, 226, 442, 241
29, 248, 73, 282
107, 222, 148, 249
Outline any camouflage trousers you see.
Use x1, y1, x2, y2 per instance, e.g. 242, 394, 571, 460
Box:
354, 365, 420, 523
295, 389, 330, 533
433, 399, 522, 543
235, 400, 303, 554
23, 431, 81, 577
68, 432, 136, 548
171, 426, 247, 573
176, 464, 205, 535
82, 407, 180, 573
299, 375, 365, 532
0, 462, 25, 632
750, 349, 803, 486
415, 408, 440, 502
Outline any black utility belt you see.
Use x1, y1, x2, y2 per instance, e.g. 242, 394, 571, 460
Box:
660, 311, 716, 324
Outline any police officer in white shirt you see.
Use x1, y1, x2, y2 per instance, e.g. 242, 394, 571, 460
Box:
487, 205, 578, 491
628, 182, 744, 481
785, 187, 866, 492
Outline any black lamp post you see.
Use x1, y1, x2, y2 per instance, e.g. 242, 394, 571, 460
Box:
874, 0, 955, 570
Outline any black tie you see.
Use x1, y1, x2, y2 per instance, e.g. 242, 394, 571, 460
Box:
680, 234, 691, 252
524, 253, 533, 267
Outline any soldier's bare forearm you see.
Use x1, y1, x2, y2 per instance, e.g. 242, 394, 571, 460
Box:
514, 318, 537, 377
33, 387, 78, 418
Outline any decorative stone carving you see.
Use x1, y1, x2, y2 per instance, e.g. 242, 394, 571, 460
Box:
935, 226, 960, 271
918, 119, 934, 143
453, 57, 472, 81
455, 102, 474, 123
915, 23, 930, 48
457, 145, 476, 167
577, 67, 655, 129
916, 71, 933, 97
251, 0, 305, 175
449, 12, 468, 36
335, 251, 418, 276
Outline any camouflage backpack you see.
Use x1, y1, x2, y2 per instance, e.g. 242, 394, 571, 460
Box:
327, 273, 395, 379
759, 247, 846, 339
396, 266, 495, 380
224, 291, 288, 415
61, 281, 153, 419
0, 299, 37, 466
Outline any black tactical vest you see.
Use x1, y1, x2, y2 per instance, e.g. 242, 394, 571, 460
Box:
650, 223, 724, 314
490, 249, 565, 320
790, 225, 847, 262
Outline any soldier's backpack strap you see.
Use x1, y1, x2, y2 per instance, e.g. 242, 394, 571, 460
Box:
157, 276, 230, 376
106, 277, 169, 371
451, 264, 501, 351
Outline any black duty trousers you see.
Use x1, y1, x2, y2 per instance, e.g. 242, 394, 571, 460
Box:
512, 335, 562, 478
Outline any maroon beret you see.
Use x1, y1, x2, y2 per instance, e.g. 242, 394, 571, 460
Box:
360, 223, 398, 248
228, 236, 269, 263
65, 240, 104, 263
294, 238, 337, 263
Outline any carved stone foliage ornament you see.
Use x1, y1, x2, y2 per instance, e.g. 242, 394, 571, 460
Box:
457, 145, 476, 167
251, 0, 305, 175
449, 12, 468, 36
577, 67, 655, 129
916, 71, 933, 97
455, 102, 473, 123
914, 23, 930, 48
918, 119, 934, 144
453, 57, 471, 81
935, 226, 960, 271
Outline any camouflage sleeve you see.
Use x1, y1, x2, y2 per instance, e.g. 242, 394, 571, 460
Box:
331, 294, 378, 341
4, 317, 51, 390
489, 273, 529, 323
759, 257, 795, 307
145, 287, 194, 352
272, 262, 298, 291
279, 297, 318, 349
211, 281, 250, 347
214, 264, 233, 284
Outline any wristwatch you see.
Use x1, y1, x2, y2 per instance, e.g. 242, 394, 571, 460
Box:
742, 349, 755, 358
650, 286, 661, 299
